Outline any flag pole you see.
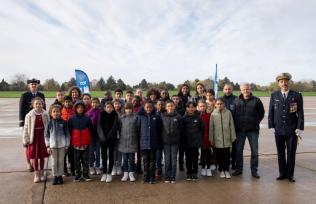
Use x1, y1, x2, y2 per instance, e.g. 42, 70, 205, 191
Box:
214, 64, 218, 98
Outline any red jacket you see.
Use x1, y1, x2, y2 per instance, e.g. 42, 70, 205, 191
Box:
200, 112, 211, 148
61, 107, 74, 121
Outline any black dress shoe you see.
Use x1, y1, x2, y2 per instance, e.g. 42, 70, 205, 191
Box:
232, 170, 242, 176
276, 175, 287, 180
252, 173, 260, 179
288, 177, 296, 182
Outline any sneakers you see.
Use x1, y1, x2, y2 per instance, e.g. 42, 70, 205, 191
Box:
121, 172, 129, 182
192, 174, 198, 181
225, 171, 231, 179
170, 177, 176, 184
74, 175, 81, 182
90, 167, 96, 175
201, 168, 206, 176
100, 174, 107, 182
116, 167, 122, 175
95, 167, 101, 175
33, 171, 40, 183
186, 175, 192, 181
129, 172, 136, 182
83, 174, 92, 181
111, 166, 117, 176
106, 174, 113, 183
210, 165, 216, 170
219, 171, 226, 178
164, 177, 170, 183
39, 170, 45, 181
52, 176, 58, 185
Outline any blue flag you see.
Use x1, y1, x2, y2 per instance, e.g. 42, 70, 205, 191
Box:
214, 64, 218, 98
75, 69, 90, 94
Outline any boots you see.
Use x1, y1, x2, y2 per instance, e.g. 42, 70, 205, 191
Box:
121, 172, 129, 182
129, 172, 135, 182
33, 171, 40, 183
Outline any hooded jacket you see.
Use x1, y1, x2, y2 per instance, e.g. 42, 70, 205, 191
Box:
182, 112, 204, 148
45, 118, 70, 148
118, 113, 139, 153
161, 112, 182, 145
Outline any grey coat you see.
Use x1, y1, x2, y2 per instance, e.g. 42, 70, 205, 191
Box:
118, 113, 139, 153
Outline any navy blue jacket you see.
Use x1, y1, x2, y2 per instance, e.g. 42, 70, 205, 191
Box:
268, 90, 304, 136
137, 109, 162, 150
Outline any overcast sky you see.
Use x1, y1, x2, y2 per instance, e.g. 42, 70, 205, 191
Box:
0, 0, 315, 86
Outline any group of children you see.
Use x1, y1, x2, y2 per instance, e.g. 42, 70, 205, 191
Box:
22, 85, 236, 185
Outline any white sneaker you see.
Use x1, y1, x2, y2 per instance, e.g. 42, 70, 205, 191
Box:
116, 167, 122, 175
225, 171, 231, 179
100, 174, 107, 182
211, 165, 216, 170
95, 167, 101, 175
201, 168, 206, 176
106, 174, 112, 183
129, 172, 135, 182
220, 171, 225, 178
111, 167, 117, 176
206, 169, 213, 177
121, 172, 129, 182
90, 167, 95, 175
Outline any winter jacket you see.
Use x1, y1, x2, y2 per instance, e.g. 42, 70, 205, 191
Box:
118, 113, 139, 153
137, 109, 162, 150
223, 94, 237, 113
23, 109, 50, 145
86, 108, 101, 126
161, 112, 182, 145
209, 108, 236, 148
233, 94, 265, 132
97, 111, 119, 144
68, 114, 93, 147
61, 107, 74, 121
182, 112, 204, 148
200, 112, 211, 148
45, 118, 70, 148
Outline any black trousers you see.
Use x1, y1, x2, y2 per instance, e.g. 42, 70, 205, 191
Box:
74, 148, 89, 177
215, 147, 231, 172
275, 133, 298, 178
230, 141, 237, 167
200, 148, 212, 169
185, 147, 199, 175
101, 142, 115, 174
178, 145, 185, 166
142, 149, 156, 180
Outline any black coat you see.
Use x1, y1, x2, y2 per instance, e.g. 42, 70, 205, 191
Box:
97, 111, 119, 143
268, 90, 304, 135
161, 112, 182, 145
19, 91, 46, 127
182, 112, 204, 148
223, 94, 237, 113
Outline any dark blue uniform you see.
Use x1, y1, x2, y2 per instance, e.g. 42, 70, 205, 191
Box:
268, 90, 304, 179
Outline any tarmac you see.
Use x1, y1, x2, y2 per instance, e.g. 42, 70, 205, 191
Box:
1, 97, 316, 204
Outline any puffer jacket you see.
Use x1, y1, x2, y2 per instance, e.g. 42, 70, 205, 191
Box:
137, 109, 162, 150
68, 114, 93, 147
209, 108, 236, 148
182, 112, 204, 148
97, 110, 119, 143
45, 118, 70, 148
118, 113, 139, 153
161, 112, 182, 145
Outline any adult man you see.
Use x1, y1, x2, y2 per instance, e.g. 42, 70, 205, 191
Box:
232, 83, 265, 178
19, 78, 46, 171
268, 73, 304, 182
222, 83, 238, 169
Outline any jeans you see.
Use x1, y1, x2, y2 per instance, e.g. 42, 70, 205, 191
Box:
122, 153, 135, 172
185, 147, 199, 175
156, 148, 163, 171
101, 142, 115, 174
163, 144, 178, 179
74, 148, 89, 177
113, 139, 122, 169
236, 130, 259, 173
142, 149, 156, 180
215, 147, 230, 172
89, 137, 100, 168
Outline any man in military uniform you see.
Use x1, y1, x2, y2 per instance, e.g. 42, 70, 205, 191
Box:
19, 78, 46, 171
268, 73, 304, 182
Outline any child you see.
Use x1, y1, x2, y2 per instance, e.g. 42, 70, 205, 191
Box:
137, 101, 162, 184
68, 101, 93, 182
112, 99, 123, 176
132, 96, 142, 113
125, 90, 134, 104
171, 95, 183, 115
146, 88, 160, 105
161, 100, 182, 183
86, 97, 102, 175
100, 90, 113, 109
206, 89, 215, 114
132, 96, 143, 174
114, 88, 125, 106
160, 89, 170, 102
97, 101, 119, 183
183, 101, 204, 181
135, 88, 145, 105
23, 97, 50, 183
198, 100, 212, 177
154, 99, 165, 179
53, 90, 64, 106
118, 102, 139, 182
82, 93, 92, 112
61, 95, 75, 176
45, 104, 70, 185
209, 98, 236, 179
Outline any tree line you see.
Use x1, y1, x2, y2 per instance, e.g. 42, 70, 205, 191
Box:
1, 74, 316, 92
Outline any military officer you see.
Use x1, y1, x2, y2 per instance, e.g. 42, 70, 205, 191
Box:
268, 73, 304, 182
